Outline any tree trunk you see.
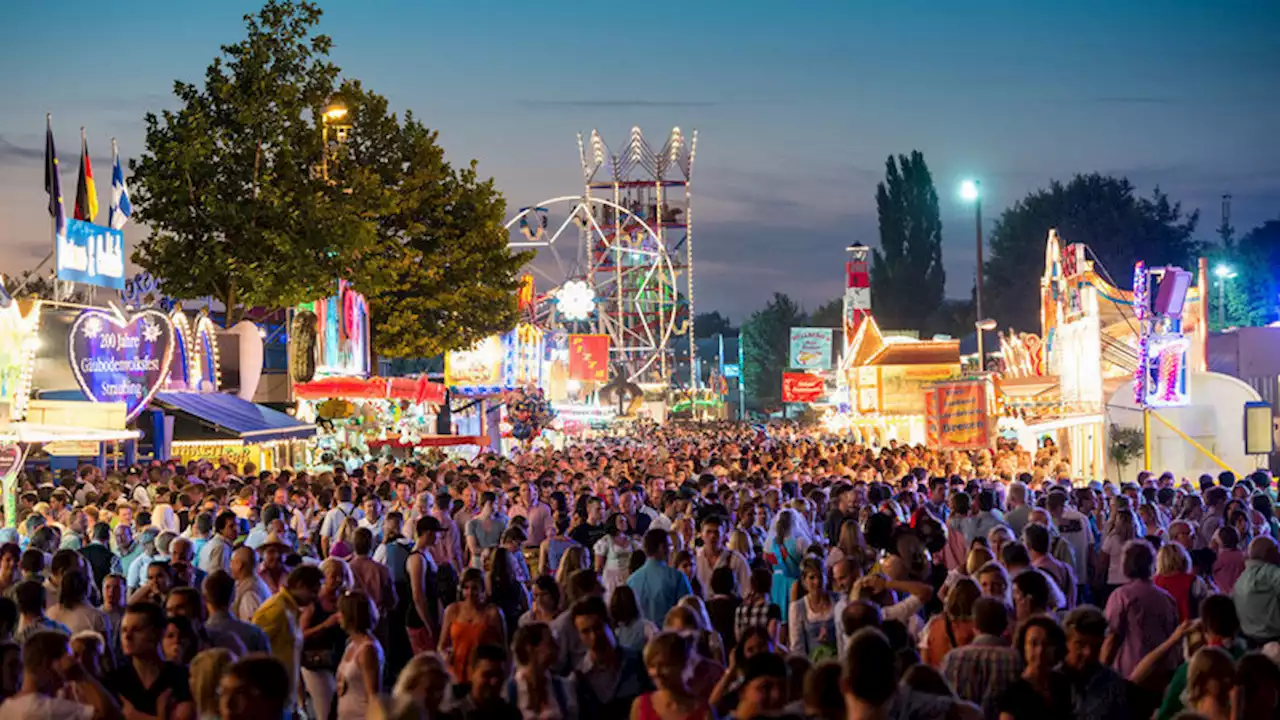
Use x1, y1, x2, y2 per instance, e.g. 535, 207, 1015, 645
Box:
223, 281, 238, 328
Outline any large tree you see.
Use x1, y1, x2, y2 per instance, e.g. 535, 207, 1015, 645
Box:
693, 311, 734, 338
1220, 220, 1280, 328
740, 292, 805, 410
130, 1, 367, 325
331, 81, 529, 357
130, 0, 527, 353
983, 174, 1200, 331
870, 151, 945, 331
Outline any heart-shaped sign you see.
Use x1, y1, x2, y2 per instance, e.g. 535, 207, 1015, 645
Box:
69, 309, 175, 421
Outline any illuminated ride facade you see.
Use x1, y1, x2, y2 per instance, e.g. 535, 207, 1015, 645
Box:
506, 127, 696, 388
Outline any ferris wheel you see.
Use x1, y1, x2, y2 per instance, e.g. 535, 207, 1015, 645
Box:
506, 195, 682, 384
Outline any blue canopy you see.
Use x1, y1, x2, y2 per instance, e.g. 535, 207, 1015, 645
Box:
154, 392, 315, 443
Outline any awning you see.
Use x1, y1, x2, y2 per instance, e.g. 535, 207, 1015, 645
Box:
154, 392, 316, 443
293, 376, 445, 405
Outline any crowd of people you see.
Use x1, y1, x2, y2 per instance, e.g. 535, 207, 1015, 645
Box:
0, 424, 1279, 720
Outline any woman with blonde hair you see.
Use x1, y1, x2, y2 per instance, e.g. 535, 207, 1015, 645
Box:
1154, 542, 1212, 622
329, 517, 359, 559
727, 529, 754, 564
825, 520, 867, 573
918, 577, 980, 668
337, 589, 384, 720
633, 632, 710, 720
1183, 646, 1234, 720
392, 652, 452, 718
554, 545, 589, 597
190, 647, 237, 720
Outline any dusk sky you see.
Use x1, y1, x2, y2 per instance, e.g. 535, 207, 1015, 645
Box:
1, 0, 1277, 322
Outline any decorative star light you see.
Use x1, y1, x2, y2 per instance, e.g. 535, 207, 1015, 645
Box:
141, 318, 162, 343
82, 316, 104, 340
556, 279, 595, 321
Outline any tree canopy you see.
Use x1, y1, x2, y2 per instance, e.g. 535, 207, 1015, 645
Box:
1219, 220, 1280, 328
870, 151, 945, 331
130, 0, 528, 353
740, 292, 805, 410
693, 311, 735, 338
983, 174, 1200, 332
330, 81, 529, 358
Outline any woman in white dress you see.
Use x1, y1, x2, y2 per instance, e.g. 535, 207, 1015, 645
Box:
593, 512, 638, 598
336, 590, 384, 720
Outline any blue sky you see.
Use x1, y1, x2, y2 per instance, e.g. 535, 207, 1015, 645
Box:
1, 0, 1277, 321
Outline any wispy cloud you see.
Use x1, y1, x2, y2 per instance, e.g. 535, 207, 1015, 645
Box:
522, 99, 720, 108
1095, 96, 1177, 105
0, 136, 42, 162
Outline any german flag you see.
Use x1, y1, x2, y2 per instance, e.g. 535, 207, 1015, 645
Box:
73, 129, 98, 222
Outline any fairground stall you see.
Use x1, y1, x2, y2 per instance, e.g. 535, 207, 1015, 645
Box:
827, 316, 962, 445
289, 281, 460, 466
993, 229, 1259, 480
444, 323, 560, 451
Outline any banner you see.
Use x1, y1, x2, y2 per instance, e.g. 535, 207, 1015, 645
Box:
782, 372, 825, 403
927, 381, 992, 450
789, 328, 833, 369
568, 334, 609, 383
445, 336, 503, 387
57, 219, 126, 290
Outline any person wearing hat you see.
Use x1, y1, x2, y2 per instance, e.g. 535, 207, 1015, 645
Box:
257, 531, 292, 595
405, 515, 443, 656
124, 527, 161, 594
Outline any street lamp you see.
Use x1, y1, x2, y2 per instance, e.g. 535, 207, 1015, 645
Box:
321, 94, 352, 182
975, 318, 997, 372
1214, 263, 1238, 328
960, 180, 984, 326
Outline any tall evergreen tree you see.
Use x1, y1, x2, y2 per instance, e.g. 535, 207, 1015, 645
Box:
869, 151, 945, 331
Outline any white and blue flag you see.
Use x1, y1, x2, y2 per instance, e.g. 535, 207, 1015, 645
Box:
109, 138, 132, 230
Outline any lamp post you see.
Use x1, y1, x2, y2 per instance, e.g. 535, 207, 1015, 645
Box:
321, 95, 351, 183
1213, 264, 1237, 329
960, 179, 984, 324
975, 318, 997, 372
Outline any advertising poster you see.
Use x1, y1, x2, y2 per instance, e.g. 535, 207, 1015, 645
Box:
879, 364, 962, 415
789, 328, 833, 369
782, 372, 825, 403
445, 336, 503, 387
568, 334, 610, 383
927, 381, 992, 450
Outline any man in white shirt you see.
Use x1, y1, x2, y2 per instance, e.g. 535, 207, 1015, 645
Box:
199, 511, 238, 575
318, 485, 361, 556
0, 630, 122, 720
1046, 491, 1092, 599
694, 515, 750, 593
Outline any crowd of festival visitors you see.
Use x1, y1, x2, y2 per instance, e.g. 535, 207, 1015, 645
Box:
0, 424, 1278, 720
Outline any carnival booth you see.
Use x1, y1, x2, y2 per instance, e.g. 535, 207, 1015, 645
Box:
829, 316, 962, 446
289, 281, 461, 465
445, 323, 560, 451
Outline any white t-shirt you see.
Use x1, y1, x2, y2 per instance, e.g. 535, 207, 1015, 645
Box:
1054, 509, 1092, 582
0, 693, 93, 720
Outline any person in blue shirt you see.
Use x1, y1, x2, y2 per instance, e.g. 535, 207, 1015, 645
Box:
625, 529, 691, 624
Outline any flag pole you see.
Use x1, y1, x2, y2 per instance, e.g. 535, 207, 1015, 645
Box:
49, 113, 59, 303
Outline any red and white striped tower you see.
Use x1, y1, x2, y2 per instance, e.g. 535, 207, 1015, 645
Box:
844, 244, 871, 349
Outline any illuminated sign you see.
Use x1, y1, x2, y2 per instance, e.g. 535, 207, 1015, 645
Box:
1143, 334, 1190, 408
782, 372, 825, 403
568, 334, 609, 383
69, 309, 175, 420
789, 328, 833, 370
926, 381, 992, 450
445, 336, 504, 387
0, 303, 41, 419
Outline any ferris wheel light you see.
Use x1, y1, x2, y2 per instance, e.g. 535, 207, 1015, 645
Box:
556, 280, 596, 321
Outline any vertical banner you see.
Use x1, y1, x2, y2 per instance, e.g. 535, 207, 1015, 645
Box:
788, 328, 833, 369
924, 389, 941, 446
782, 372, 826, 403
568, 334, 609, 383
926, 380, 992, 450
0, 444, 25, 530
